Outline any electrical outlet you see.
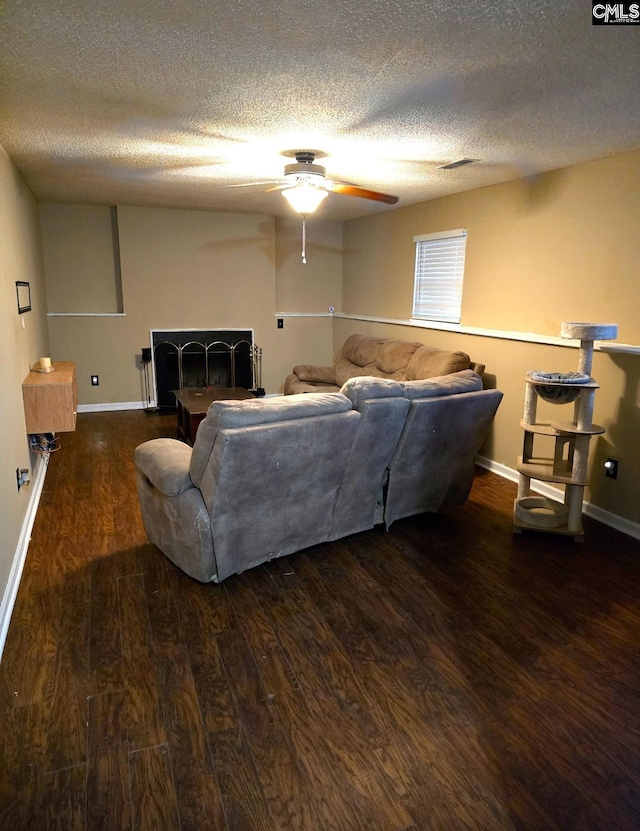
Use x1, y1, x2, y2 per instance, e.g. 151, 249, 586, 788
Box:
16, 468, 30, 491
277, 318, 284, 329
604, 458, 618, 479
91, 375, 99, 386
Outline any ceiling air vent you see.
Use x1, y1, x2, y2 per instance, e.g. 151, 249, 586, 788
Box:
437, 158, 480, 170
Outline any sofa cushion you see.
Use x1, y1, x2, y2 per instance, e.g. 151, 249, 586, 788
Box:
340, 376, 404, 407
190, 393, 352, 486
135, 438, 194, 496
404, 345, 471, 380
215, 393, 351, 426
375, 339, 422, 374
291, 364, 336, 384
284, 374, 341, 395
335, 357, 380, 387
398, 369, 483, 400
342, 333, 386, 367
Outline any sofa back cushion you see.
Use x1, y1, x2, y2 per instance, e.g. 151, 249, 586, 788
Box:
339, 375, 405, 408
376, 339, 423, 374
335, 334, 423, 386
404, 345, 471, 380
190, 393, 352, 486
398, 369, 483, 400
341, 333, 386, 367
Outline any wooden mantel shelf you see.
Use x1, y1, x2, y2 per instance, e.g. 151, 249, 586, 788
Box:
22, 361, 78, 434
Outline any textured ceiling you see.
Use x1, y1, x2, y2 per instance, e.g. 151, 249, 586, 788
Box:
1, 0, 639, 221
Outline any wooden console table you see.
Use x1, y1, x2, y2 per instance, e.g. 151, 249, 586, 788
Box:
173, 387, 255, 445
22, 360, 77, 434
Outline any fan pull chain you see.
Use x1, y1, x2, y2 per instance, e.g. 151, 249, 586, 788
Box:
301, 216, 307, 264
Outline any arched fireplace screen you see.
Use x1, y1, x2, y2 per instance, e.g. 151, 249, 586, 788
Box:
151, 330, 262, 407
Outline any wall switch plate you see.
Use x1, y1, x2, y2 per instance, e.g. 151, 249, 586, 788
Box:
277, 318, 284, 329
91, 375, 99, 386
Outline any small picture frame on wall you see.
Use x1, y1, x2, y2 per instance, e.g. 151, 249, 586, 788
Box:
16, 281, 31, 314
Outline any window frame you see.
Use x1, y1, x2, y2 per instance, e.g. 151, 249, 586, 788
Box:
411, 228, 467, 324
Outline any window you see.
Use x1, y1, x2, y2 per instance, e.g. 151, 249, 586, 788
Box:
412, 228, 467, 323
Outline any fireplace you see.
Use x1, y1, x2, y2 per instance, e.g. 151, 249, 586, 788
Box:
150, 329, 262, 408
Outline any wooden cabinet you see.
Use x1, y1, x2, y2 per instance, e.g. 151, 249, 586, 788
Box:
22, 361, 77, 434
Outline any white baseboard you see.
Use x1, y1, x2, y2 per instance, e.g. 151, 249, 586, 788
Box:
0, 453, 49, 662
476, 455, 640, 541
77, 401, 151, 413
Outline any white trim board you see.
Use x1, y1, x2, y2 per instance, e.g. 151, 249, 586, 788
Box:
274, 312, 640, 356
0, 454, 49, 662
77, 401, 150, 413
476, 455, 640, 541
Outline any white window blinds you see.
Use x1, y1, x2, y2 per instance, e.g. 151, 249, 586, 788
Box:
412, 229, 467, 323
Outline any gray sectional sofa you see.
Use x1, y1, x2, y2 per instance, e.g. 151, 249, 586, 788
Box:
134, 371, 502, 583
284, 333, 485, 394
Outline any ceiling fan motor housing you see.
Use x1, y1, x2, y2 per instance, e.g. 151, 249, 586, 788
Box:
284, 162, 326, 181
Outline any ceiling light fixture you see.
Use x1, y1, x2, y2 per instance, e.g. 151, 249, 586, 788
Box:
281, 179, 328, 215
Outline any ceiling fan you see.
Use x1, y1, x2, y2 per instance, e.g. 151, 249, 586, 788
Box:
229, 150, 399, 264
244, 150, 399, 216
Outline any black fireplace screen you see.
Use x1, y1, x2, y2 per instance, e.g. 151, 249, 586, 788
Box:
152, 330, 259, 407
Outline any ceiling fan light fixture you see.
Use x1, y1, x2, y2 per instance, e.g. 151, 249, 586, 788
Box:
282, 181, 328, 214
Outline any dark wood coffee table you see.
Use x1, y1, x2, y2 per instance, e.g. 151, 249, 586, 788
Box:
173, 387, 255, 445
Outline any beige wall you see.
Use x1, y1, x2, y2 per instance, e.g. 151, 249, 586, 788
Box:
39, 204, 122, 313
275, 217, 342, 312
272, 216, 342, 372
44, 206, 341, 403
0, 144, 50, 600
341, 150, 640, 525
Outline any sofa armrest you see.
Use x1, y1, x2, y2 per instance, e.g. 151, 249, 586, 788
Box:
292, 363, 337, 384
134, 438, 194, 496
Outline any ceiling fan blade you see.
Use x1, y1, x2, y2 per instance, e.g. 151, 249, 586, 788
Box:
224, 180, 282, 189
331, 182, 399, 204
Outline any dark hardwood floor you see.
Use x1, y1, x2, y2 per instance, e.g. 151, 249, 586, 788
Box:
1, 410, 639, 830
